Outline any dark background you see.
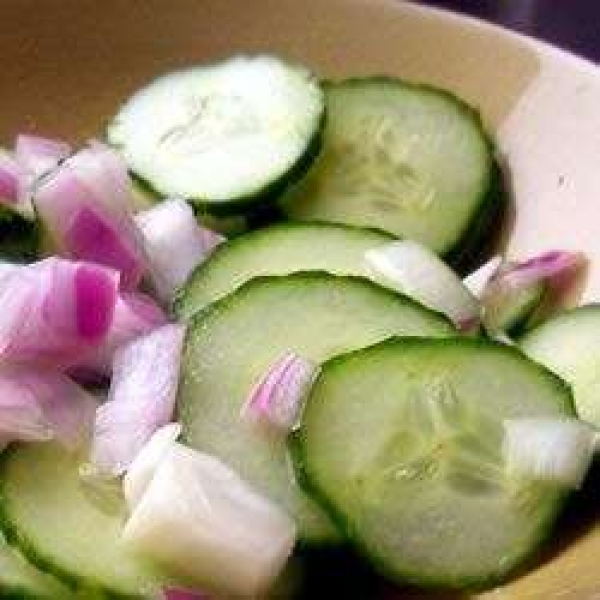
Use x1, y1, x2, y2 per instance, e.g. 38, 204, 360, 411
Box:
416, 0, 600, 62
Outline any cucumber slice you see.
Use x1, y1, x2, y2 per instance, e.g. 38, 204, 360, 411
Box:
0, 205, 37, 260
179, 273, 454, 544
0, 443, 171, 598
279, 78, 499, 258
108, 55, 325, 215
0, 534, 73, 599
174, 222, 393, 319
297, 338, 574, 588
520, 305, 600, 427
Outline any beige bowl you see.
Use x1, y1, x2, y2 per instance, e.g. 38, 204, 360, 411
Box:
2, 1, 600, 598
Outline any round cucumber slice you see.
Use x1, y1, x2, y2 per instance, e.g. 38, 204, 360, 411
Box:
179, 273, 454, 544
279, 78, 500, 258
108, 55, 325, 215
0, 443, 171, 597
0, 535, 73, 599
520, 305, 600, 427
298, 338, 574, 588
174, 222, 393, 319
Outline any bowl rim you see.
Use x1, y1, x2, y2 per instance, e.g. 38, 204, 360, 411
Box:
401, 0, 600, 74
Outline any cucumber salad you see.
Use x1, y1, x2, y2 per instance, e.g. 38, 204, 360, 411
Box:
0, 54, 597, 598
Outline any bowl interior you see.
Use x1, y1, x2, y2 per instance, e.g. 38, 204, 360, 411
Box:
2, 0, 600, 597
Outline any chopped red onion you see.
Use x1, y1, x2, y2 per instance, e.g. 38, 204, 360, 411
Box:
2, 134, 70, 214
135, 199, 225, 304
85, 140, 133, 208
0, 267, 33, 352
122, 444, 296, 598
241, 352, 319, 433
118, 291, 168, 327
74, 292, 168, 378
43, 260, 117, 342
0, 261, 18, 279
0, 371, 50, 444
124, 423, 182, 510
65, 206, 146, 290
365, 240, 480, 328
34, 142, 147, 289
478, 251, 584, 331
0, 364, 96, 450
90, 324, 185, 475
14, 134, 71, 180
0, 258, 119, 368
496, 251, 584, 290
462, 256, 502, 298
0, 150, 24, 204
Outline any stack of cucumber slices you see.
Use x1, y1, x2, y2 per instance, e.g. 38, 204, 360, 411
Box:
107, 55, 501, 249
1, 54, 597, 598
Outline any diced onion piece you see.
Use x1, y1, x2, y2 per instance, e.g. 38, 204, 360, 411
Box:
43, 259, 117, 342
0, 150, 24, 204
0, 258, 119, 368
14, 134, 71, 180
90, 324, 185, 475
122, 443, 296, 598
503, 417, 595, 488
73, 291, 167, 378
64, 207, 145, 290
0, 268, 33, 352
241, 352, 318, 433
480, 251, 584, 333
365, 240, 479, 329
496, 251, 584, 290
85, 140, 135, 209
135, 199, 225, 304
462, 256, 502, 298
0, 261, 18, 279
0, 364, 97, 450
0, 369, 50, 444
34, 142, 147, 288
124, 423, 182, 510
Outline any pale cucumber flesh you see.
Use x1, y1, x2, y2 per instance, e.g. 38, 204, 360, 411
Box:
178, 273, 454, 543
298, 338, 574, 587
174, 222, 393, 319
108, 56, 325, 213
520, 305, 600, 427
0, 443, 170, 598
280, 78, 498, 257
0, 534, 73, 599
